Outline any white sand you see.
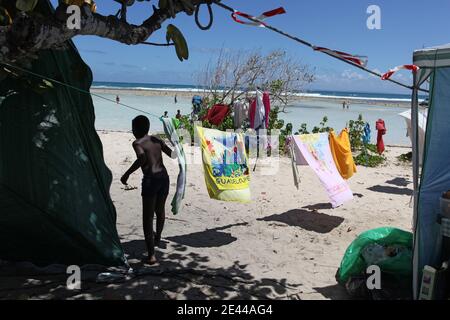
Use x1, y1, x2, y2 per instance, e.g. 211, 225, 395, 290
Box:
0, 131, 413, 300
104, 131, 413, 300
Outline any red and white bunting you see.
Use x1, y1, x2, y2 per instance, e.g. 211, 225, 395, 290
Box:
381, 65, 419, 80
313, 46, 368, 67
231, 7, 286, 27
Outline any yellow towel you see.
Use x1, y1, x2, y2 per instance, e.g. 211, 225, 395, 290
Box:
329, 129, 357, 180
196, 126, 251, 203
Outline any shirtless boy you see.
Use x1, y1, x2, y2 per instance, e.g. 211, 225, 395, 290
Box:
121, 115, 174, 265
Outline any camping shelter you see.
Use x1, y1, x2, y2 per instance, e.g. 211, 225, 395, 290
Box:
0, 1, 126, 267
412, 44, 450, 298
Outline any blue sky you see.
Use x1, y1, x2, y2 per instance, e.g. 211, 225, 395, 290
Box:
62, 0, 450, 94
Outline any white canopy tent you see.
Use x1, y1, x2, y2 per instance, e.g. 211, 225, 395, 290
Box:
412, 43, 450, 299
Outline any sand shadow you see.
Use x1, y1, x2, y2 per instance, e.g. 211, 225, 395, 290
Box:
258, 209, 344, 234
367, 185, 413, 196
302, 203, 333, 211
385, 177, 411, 187
313, 284, 350, 300
166, 222, 249, 249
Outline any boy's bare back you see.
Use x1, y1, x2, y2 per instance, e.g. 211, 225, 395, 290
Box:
132, 135, 172, 175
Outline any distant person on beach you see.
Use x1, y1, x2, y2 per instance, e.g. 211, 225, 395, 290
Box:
342, 101, 346, 109
346, 101, 350, 109
120, 115, 175, 265
116, 95, 120, 104
174, 94, 178, 104
162, 111, 168, 118
176, 110, 182, 119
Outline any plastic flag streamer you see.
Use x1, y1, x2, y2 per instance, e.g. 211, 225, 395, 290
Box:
231, 7, 286, 27
381, 65, 420, 81
313, 47, 368, 68
214, 1, 429, 93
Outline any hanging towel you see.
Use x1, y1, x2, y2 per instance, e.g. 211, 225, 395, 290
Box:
233, 101, 248, 129
329, 129, 357, 180
249, 90, 270, 129
362, 123, 371, 145
262, 91, 271, 129
161, 118, 187, 215
196, 126, 251, 203
292, 133, 353, 208
203, 104, 230, 126
376, 119, 386, 154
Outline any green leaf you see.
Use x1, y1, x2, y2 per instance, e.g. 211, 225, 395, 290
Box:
166, 24, 189, 62
16, 0, 38, 12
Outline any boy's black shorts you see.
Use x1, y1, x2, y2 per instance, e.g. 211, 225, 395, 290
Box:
141, 169, 170, 198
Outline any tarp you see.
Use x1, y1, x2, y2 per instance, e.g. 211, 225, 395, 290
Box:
412, 44, 450, 298
0, 1, 125, 266
196, 127, 251, 203
292, 133, 353, 208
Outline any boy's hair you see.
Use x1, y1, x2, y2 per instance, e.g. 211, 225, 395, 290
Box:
132, 115, 150, 137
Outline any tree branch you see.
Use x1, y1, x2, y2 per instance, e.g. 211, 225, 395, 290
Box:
0, 0, 218, 64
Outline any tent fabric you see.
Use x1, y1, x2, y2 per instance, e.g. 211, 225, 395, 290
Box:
0, 1, 125, 267
161, 118, 187, 215
414, 67, 450, 294
411, 44, 450, 298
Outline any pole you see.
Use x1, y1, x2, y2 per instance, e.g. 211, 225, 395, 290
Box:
411, 70, 420, 300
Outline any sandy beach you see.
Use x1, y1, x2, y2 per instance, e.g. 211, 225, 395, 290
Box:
0, 131, 414, 300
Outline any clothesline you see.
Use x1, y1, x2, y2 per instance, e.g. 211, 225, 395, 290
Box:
213, 1, 429, 94
0, 62, 162, 120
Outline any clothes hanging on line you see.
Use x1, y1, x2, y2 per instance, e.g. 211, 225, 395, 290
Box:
249, 90, 270, 130
376, 119, 387, 154
329, 129, 357, 180
233, 101, 248, 129
362, 123, 371, 145
161, 117, 187, 215
203, 104, 230, 126
291, 133, 353, 208
196, 126, 251, 203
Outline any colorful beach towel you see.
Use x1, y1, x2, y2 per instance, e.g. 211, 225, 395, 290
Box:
161, 118, 187, 214
376, 119, 386, 154
196, 127, 251, 203
329, 129, 357, 180
292, 133, 353, 208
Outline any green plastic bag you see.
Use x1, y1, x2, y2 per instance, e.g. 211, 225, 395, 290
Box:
337, 227, 413, 284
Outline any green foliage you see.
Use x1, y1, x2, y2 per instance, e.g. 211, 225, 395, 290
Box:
348, 114, 365, 151
296, 116, 332, 135
354, 151, 386, 167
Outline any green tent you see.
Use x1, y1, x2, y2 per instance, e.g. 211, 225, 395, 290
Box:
0, 1, 126, 267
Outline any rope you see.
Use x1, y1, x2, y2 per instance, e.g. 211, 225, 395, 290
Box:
195, 2, 214, 31
0, 62, 161, 120
213, 1, 429, 94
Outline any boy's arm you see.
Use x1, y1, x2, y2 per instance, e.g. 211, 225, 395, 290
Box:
152, 136, 177, 159
121, 142, 146, 185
